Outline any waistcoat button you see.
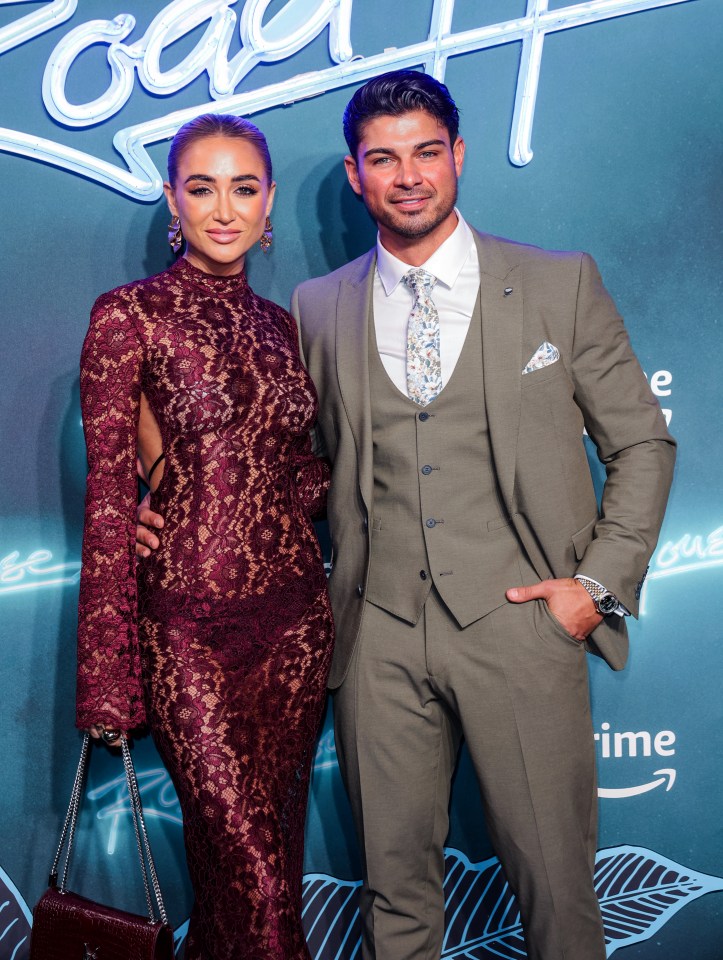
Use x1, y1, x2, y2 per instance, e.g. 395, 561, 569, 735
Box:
421, 465, 433, 475
425, 518, 436, 528
418, 411, 430, 421
419, 570, 427, 580
356, 584, 364, 597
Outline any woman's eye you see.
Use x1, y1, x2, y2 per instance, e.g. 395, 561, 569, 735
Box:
189, 186, 211, 196
236, 186, 257, 196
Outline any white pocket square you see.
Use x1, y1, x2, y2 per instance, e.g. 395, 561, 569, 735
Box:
522, 341, 560, 375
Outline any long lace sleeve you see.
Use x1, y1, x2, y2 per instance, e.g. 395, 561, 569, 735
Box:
76, 292, 146, 730
276, 304, 331, 518
291, 433, 331, 519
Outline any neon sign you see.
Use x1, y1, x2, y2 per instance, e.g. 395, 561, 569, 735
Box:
0, 549, 81, 595
0, 0, 698, 201
88, 733, 337, 856
88, 766, 182, 855
640, 524, 723, 613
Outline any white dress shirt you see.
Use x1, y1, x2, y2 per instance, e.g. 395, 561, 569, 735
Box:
373, 211, 479, 396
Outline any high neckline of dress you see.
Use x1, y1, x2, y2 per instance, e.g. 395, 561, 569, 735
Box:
170, 255, 250, 297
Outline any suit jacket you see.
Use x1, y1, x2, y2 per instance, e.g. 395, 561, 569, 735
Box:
291, 229, 676, 688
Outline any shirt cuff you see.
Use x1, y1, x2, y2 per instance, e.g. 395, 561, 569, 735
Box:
574, 575, 630, 617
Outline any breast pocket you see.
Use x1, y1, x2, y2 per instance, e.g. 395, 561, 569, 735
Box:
521, 361, 566, 388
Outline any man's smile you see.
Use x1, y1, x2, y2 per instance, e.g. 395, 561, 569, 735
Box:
389, 194, 433, 209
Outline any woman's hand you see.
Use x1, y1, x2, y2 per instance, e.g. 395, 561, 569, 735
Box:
136, 492, 165, 558
88, 724, 124, 749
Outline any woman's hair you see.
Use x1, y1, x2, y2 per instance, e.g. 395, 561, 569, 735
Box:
167, 114, 273, 186
343, 69, 460, 158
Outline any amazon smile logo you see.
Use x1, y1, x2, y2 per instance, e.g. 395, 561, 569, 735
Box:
0, 0, 698, 200
595, 721, 678, 800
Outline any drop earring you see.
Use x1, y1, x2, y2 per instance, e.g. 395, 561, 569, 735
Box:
167, 215, 183, 253
260, 216, 273, 252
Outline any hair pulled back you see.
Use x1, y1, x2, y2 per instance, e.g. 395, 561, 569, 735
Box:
167, 114, 273, 186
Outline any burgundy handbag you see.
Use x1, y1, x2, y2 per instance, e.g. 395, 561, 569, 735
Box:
29, 733, 175, 960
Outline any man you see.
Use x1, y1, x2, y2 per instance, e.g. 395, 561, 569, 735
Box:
138, 71, 675, 960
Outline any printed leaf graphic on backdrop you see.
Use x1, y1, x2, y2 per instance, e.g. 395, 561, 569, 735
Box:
302, 873, 361, 960
300, 845, 723, 960
173, 919, 189, 956
0, 864, 32, 960
595, 846, 723, 952
2, 846, 722, 960
0, 865, 192, 960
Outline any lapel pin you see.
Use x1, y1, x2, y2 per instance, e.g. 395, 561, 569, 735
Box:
503, 287, 513, 296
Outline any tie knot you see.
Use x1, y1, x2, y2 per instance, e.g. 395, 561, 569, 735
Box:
403, 268, 436, 298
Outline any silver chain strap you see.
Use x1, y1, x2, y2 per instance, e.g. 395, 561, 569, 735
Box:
50, 731, 90, 891
49, 732, 168, 925
121, 735, 169, 925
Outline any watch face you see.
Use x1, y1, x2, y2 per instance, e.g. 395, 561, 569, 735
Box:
598, 593, 618, 615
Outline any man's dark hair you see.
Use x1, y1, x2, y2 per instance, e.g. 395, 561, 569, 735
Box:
343, 69, 460, 158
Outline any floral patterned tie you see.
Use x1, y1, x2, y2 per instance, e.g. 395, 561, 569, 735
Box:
403, 268, 442, 405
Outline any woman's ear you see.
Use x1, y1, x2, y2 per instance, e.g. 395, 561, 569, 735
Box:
163, 181, 179, 219
265, 181, 277, 218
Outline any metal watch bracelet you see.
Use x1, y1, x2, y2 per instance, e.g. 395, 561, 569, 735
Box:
575, 575, 619, 616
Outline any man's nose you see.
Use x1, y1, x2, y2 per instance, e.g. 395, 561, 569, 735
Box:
394, 158, 422, 187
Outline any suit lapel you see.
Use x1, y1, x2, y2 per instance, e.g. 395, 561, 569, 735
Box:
334, 233, 524, 516
336, 250, 376, 513
473, 231, 524, 513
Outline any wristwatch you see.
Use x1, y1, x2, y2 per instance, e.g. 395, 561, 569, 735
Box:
575, 576, 619, 616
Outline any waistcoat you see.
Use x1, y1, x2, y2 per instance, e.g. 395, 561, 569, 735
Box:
365, 291, 523, 628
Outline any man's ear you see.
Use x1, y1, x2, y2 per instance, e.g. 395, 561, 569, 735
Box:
163, 181, 178, 218
452, 136, 466, 178
344, 155, 362, 196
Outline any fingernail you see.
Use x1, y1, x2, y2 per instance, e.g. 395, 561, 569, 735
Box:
155, 519, 163, 528
508, 588, 519, 599
143, 548, 150, 558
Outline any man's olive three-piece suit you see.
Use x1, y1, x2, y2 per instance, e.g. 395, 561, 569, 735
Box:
291, 229, 675, 960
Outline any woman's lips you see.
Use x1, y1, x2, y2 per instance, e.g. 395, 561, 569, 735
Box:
206, 229, 242, 243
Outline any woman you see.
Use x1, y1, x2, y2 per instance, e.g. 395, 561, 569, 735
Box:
76, 114, 334, 960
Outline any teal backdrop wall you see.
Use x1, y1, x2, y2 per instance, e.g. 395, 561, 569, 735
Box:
1, 1, 722, 957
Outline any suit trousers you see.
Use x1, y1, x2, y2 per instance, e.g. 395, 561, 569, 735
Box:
333, 586, 607, 960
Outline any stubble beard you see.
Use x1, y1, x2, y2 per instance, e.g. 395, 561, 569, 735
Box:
374, 181, 458, 241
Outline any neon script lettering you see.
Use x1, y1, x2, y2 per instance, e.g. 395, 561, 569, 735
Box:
0, 0, 697, 200
0, 549, 81, 595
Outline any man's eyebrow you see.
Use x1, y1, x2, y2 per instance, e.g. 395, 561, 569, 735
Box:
363, 139, 446, 159
183, 173, 262, 183
362, 148, 396, 159
414, 139, 446, 151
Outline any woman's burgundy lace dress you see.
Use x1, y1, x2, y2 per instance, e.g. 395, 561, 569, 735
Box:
76, 256, 334, 960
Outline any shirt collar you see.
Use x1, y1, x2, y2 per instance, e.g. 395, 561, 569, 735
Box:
376, 210, 475, 296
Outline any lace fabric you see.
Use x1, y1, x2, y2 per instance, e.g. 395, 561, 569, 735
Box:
77, 256, 334, 958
